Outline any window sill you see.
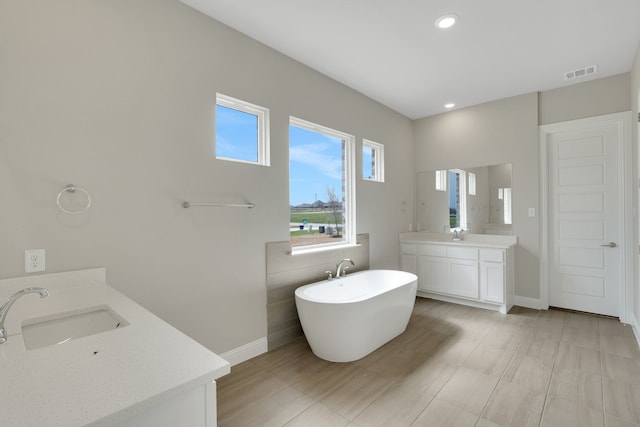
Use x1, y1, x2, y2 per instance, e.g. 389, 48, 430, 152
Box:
290, 241, 361, 256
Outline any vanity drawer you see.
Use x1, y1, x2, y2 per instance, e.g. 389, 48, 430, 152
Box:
401, 243, 417, 255
447, 246, 478, 260
480, 249, 505, 263
418, 244, 447, 257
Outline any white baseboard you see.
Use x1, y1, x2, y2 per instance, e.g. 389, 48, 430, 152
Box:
220, 337, 268, 367
513, 295, 544, 310
629, 313, 640, 350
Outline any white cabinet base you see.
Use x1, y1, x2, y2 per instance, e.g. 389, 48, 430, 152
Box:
401, 235, 515, 315
416, 290, 513, 314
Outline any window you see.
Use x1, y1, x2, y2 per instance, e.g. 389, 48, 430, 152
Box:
362, 139, 385, 182
448, 169, 467, 230
468, 172, 476, 196
435, 170, 447, 191
501, 187, 512, 224
215, 93, 270, 166
289, 117, 355, 249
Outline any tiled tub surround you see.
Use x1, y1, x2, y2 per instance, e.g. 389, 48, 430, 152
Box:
400, 232, 517, 314
0, 269, 230, 427
266, 234, 369, 350
218, 298, 640, 427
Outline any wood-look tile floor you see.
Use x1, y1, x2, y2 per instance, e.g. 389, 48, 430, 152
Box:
217, 298, 640, 427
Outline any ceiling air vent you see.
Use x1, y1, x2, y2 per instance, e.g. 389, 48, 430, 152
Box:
564, 65, 598, 80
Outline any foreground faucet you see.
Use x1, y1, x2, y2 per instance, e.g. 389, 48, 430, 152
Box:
452, 229, 463, 241
0, 287, 50, 344
336, 258, 355, 277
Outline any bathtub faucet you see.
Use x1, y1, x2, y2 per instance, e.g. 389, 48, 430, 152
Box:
0, 287, 50, 344
336, 259, 355, 277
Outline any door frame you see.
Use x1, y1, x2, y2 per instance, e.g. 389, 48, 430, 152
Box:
539, 111, 633, 322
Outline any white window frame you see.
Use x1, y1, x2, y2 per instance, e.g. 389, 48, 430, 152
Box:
289, 117, 356, 252
503, 187, 512, 225
449, 169, 468, 231
215, 93, 270, 166
362, 139, 385, 182
435, 170, 447, 191
468, 172, 476, 196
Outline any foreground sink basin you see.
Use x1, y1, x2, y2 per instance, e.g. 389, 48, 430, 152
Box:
21, 305, 128, 350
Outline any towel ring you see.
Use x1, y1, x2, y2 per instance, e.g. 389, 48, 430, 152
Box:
56, 184, 91, 215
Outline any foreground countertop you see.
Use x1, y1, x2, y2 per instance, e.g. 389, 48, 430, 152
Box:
400, 232, 517, 248
0, 268, 230, 427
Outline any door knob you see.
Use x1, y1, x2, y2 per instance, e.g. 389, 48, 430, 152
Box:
600, 242, 617, 248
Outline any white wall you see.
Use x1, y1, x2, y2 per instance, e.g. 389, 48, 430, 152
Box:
0, 0, 414, 354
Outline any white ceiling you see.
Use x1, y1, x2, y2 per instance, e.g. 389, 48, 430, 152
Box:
179, 0, 640, 119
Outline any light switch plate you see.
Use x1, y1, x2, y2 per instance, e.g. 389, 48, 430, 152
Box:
528, 208, 536, 217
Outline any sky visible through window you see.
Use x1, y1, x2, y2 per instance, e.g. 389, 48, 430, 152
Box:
215, 104, 258, 162
289, 126, 343, 207
363, 146, 373, 179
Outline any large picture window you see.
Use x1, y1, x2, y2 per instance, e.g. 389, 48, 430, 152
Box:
289, 117, 355, 249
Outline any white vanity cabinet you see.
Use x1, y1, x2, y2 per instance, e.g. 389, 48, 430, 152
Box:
0, 269, 230, 427
415, 245, 479, 299
116, 382, 217, 427
414, 244, 446, 293
444, 246, 480, 299
480, 248, 508, 304
400, 233, 515, 314
401, 243, 418, 277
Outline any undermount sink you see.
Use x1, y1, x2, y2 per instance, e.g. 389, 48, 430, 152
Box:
21, 305, 128, 350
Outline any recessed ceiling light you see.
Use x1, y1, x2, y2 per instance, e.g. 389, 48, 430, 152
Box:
435, 14, 458, 29
444, 103, 455, 109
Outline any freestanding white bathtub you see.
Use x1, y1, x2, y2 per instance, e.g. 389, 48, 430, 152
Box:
294, 269, 418, 362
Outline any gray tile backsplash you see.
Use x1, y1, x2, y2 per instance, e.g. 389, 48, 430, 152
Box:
265, 234, 370, 350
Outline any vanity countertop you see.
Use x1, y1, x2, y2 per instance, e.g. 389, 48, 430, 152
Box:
400, 232, 517, 249
0, 268, 230, 427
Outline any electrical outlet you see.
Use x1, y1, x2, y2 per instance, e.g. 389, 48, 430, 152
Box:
25, 249, 45, 273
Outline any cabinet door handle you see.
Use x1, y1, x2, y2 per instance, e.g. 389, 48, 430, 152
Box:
600, 242, 617, 248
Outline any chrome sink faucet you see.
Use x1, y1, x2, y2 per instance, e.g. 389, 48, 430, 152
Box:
336, 258, 355, 277
452, 229, 463, 241
0, 287, 50, 344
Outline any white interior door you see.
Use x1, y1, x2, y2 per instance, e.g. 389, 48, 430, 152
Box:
546, 116, 624, 317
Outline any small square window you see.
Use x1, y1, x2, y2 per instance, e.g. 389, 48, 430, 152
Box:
362, 139, 384, 182
215, 93, 270, 166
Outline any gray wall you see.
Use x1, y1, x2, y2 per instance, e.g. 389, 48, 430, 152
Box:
539, 73, 631, 125
413, 94, 540, 299
413, 74, 632, 302
2, 0, 636, 356
0, 0, 415, 354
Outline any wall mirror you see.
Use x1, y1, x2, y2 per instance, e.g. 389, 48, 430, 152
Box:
416, 163, 512, 235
